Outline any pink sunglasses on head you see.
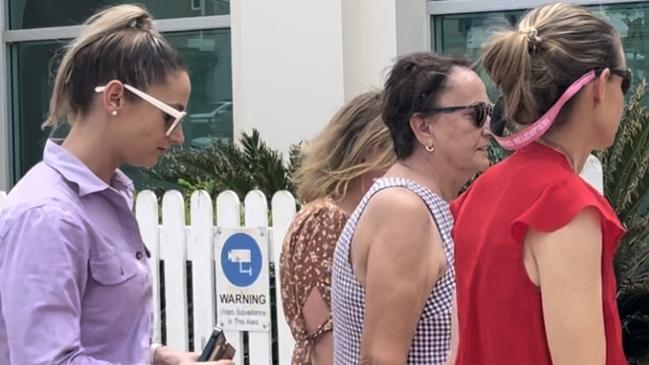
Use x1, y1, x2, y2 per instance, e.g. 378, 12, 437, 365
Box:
491, 68, 630, 150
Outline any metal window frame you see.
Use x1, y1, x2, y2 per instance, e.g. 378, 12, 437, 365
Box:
427, 0, 649, 56
0, 11, 230, 188
191, 0, 204, 11
4, 15, 230, 43
0, 0, 8, 190
427, 0, 646, 15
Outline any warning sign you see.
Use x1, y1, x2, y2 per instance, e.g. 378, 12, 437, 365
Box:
215, 227, 271, 332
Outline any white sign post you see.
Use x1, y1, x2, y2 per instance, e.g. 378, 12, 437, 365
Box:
215, 227, 271, 332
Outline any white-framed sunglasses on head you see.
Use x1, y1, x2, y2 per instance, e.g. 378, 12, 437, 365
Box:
95, 83, 187, 136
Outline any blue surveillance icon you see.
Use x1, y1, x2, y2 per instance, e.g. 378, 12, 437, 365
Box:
228, 249, 252, 276
221, 233, 263, 287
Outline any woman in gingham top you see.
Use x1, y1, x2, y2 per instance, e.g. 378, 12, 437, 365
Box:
331, 52, 493, 364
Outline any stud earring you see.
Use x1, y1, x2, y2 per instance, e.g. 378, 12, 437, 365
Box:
425, 144, 435, 153
111, 110, 118, 116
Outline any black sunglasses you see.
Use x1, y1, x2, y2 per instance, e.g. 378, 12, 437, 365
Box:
609, 68, 632, 95
490, 97, 507, 137
420, 101, 494, 129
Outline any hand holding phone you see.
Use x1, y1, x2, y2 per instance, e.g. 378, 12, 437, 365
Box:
198, 327, 236, 362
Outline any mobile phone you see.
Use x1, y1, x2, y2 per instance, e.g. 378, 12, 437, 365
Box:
198, 327, 236, 362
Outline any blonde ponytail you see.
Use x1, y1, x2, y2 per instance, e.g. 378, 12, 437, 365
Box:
481, 3, 620, 126
482, 29, 535, 123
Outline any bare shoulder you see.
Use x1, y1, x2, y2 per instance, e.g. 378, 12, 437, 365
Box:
528, 206, 602, 246
352, 187, 445, 285
361, 187, 436, 245
364, 187, 430, 223
528, 207, 603, 282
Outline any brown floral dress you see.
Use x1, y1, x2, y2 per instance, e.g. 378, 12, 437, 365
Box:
280, 198, 349, 365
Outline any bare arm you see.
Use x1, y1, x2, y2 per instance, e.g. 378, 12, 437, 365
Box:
303, 287, 333, 365
527, 207, 605, 365
356, 190, 446, 364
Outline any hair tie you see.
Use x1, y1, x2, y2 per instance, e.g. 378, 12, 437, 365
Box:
129, 16, 150, 30
520, 26, 543, 53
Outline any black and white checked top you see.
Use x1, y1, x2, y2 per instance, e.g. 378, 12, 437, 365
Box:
331, 177, 455, 364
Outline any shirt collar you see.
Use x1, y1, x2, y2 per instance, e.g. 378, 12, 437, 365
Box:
43, 139, 134, 197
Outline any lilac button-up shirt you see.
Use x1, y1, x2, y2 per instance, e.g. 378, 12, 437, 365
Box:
0, 140, 154, 364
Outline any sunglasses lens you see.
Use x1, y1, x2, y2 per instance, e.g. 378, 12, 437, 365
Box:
473, 102, 494, 128
613, 69, 631, 95
163, 114, 175, 126
164, 117, 178, 135
165, 113, 187, 135
491, 98, 507, 137
622, 74, 631, 95
474, 104, 484, 127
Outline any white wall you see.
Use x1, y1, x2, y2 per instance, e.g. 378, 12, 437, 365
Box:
396, 0, 430, 56
231, 0, 429, 155
342, 0, 398, 100
230, 1, 346, 155
342, 0, 429, 101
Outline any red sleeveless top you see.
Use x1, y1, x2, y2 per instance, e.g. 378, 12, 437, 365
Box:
451, 142, 627, 364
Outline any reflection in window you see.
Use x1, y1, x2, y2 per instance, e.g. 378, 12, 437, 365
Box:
166, 29, 233, 148
433, 3, 649, 99
595, 4, 649, 83
432, 10, 523, 100
9, 40, 61, 180
9, 29, 232, 183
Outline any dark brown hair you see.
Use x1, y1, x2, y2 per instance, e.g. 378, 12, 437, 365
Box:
482, 3, 622, 126
382, 52, 473, 159
45, 4, 185, 127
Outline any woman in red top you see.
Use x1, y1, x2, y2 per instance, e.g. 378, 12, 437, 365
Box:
452, 3, 630, 365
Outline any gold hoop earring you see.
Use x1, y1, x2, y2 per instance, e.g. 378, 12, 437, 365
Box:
425, 144, 435, 153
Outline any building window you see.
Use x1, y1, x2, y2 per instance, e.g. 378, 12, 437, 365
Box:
9, 29, 232, 182
192, 0, 204, 11
432, 2, 649, 99
8, 0, 230, 29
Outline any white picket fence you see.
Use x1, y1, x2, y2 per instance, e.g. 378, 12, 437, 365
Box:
138, 189, 297, 365
0, 189, 298, 365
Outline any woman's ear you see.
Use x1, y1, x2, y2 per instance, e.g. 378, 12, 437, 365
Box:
409, 113, 436, 148
101, 80, 126, 114
593, 68, 611, 104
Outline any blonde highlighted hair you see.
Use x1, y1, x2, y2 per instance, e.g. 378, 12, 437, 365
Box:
481, 2, 621, 126
294, 91, 396, 203
45, 4, 184, 128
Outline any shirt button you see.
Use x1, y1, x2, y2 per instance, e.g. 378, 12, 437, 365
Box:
136, 251, 143, 260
